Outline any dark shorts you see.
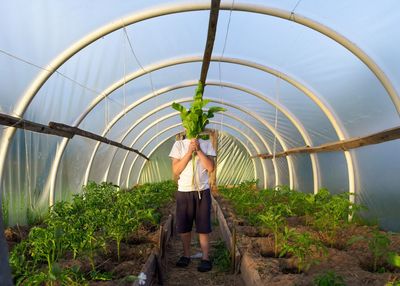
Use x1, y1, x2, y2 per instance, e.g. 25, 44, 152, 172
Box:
175, 189, 212, 234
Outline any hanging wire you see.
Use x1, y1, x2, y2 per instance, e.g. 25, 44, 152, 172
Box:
122, 24, 159, 146
0, 49, 123, 107
271, 0, 303, 161
290, 0, 302, 21
122, 30, 127, 121
217, 0, 235, 135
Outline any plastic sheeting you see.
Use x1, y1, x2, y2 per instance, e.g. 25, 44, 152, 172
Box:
1, 0, 400, 229
138, 132, 255, 187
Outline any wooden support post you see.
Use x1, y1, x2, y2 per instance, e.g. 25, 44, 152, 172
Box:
253, 125, 400, 159
199, 0, 221, 87
209, 130, 218, 195
0, 113, 73, 138
48, 121, 149, 160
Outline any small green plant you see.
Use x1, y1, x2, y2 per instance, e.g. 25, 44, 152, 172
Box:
313, 190, 363, 246
212, 240, 231, 272
313, 270, 346, 286
369, 230, 391, 272
258, 203, 290, 257
348, 230, 397, 273
386, 277, 400, 286
280, 228, 326, 273
1, 193, 9, 227
387, 252, 400, 268
9, 180, 177, 285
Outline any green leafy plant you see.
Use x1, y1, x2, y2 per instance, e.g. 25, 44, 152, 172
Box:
369, 230, 391, 272
212, 240, 231, 272
9, 180, 177, 285
313, 190, 363, 246
313, 270, 346, 286
172, 81, 226, 140
348, 230, 397, 272
172, 82, 226, 189
258, 204, 290, 257
1, 193, 9, 227
280, 228, 326, 273
387, 252, 400, 269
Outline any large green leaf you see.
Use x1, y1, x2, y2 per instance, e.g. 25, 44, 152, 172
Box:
171, 81, 227, 139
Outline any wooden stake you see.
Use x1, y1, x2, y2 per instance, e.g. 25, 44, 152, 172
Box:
49, 121, 149, 160
253, 125, 400, 159
199, 0, 221, 86
0, 113, 72, 138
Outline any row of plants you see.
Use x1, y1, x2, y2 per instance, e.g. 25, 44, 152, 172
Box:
9, 180, 176, 285
218, 181, 400, 279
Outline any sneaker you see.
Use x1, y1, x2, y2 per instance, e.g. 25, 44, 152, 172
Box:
176, 256, 191, 267
197, 259, 212, 272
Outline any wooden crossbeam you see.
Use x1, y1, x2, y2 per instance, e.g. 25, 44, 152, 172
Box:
0, 113, 73, 138
199, 0, 221, 86
252, 126, 400, 159
49, 122, 149, 160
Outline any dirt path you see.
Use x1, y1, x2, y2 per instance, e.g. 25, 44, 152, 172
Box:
163, 213, 245, 286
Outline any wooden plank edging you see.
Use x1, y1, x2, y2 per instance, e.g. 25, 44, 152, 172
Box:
133, 213, 174, 286
211, 196, 241, 272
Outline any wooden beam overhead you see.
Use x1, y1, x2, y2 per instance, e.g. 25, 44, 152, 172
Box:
0, 113, 73, 138
199, 0, 221, 86
49, 122, 149, 161
253, 126, 400, 159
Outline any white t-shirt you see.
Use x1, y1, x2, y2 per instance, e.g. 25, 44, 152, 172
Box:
169, 139, 216, 192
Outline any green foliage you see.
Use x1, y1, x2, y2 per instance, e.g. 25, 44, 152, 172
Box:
313, 270, 346, 286
258, 204, 291, 257
9, 180, 177, 285
348, 230, 397, 273
212, 240, 231, 272
172, 81, 226, 139
387, 252, 400, 268
280, 228, 327, 273
369, 230, 391, 272
1, 193, 9, 227
312, 190, 364, 246
386, 278, 400, 286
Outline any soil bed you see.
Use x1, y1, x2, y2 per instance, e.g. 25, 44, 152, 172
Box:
214, 193, 400, 286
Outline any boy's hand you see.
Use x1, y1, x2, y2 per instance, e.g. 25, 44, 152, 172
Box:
190, 139, 200, 153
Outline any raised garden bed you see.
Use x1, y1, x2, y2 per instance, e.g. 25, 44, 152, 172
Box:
213, 182, 400, 286
5, 180, 176, 286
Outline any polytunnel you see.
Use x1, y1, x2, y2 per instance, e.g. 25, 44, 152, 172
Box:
1, 0, 400, 285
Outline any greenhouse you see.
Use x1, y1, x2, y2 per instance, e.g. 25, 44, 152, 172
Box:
1, 0, 400, 285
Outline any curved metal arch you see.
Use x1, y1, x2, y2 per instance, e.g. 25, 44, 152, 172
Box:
1, 1, 396, 202
100, 78, 318, 190
41, 56, 330, 204
110, 110, 272, 188
126, 121, 261, 188
81, 92, 291, 192
134, 129, 258, 186
206, 81, 319, 192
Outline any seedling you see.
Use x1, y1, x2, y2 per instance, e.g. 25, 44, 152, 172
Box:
258, 204, 290, 257
280, 228, 326, 273
313, 270, 346, 286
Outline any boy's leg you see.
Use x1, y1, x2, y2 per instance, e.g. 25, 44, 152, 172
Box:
198, 233, 209, 260
180, 232, 191, 257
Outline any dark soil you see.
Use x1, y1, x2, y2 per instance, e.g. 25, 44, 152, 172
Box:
214, 193, 400, 286
5, 201, 175, 285
163, 209, 245, 286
